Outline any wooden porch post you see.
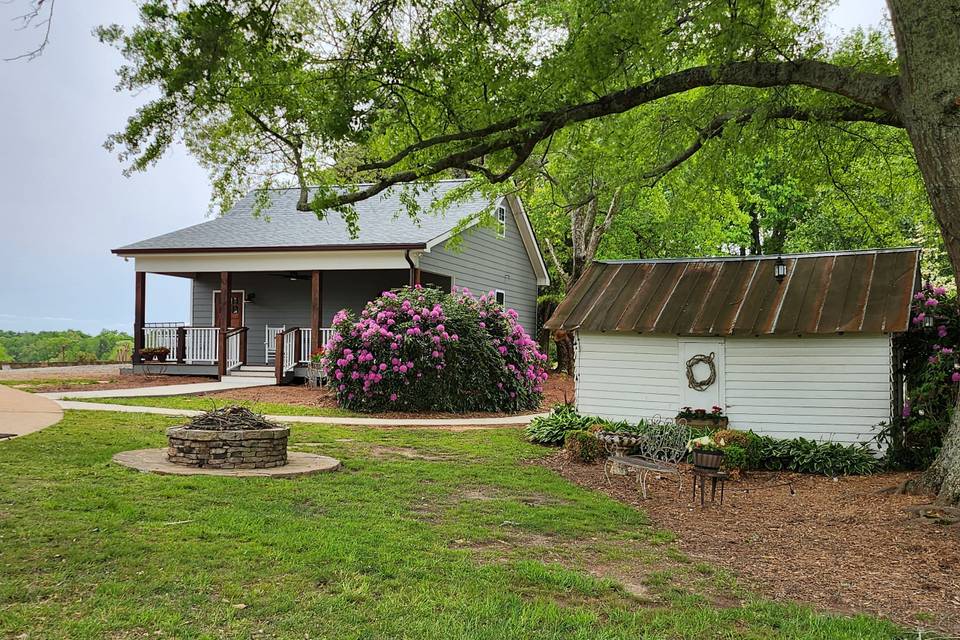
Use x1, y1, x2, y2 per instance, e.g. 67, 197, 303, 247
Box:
176, 327, 186, 365
311, 270, 323, 352
217, 271, 231, 377
133, 272, 146, 364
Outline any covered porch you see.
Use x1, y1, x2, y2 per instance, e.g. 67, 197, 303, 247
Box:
132, 264, 449, 384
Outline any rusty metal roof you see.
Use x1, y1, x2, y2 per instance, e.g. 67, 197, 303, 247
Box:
545, 248, 920, 335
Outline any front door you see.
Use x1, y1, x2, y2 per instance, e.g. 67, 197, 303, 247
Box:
214, 291, 244, 328
678, 338, 725, 412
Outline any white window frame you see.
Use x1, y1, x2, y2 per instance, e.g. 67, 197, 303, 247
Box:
495, 289, 506, 306
495, 205, 507, 238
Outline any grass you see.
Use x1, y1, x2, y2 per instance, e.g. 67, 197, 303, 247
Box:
65, 394, 360, 418
0, 410, 901, 639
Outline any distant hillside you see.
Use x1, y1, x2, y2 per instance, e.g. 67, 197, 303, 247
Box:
0, 330, 133, 363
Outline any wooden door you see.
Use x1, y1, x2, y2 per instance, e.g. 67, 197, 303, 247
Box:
214, 291, 244, 328
678, 338, 725, 412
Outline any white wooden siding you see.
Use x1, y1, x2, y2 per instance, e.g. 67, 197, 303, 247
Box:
575, 332, 892, 444
724, 335, 891, 444
575, 334, 680, 421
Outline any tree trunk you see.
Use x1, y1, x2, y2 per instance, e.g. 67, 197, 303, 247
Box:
889, 0, 960, 504
554, 330, 574, 375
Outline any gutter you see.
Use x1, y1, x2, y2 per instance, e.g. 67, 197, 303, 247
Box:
112, 242, 427, 256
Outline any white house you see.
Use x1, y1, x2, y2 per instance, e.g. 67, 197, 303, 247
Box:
545, 248, 920, 444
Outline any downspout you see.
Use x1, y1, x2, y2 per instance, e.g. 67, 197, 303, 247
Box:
405, 249, 421, 287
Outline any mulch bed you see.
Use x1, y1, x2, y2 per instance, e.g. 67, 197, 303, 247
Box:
539, 451, 960, 634
195, 372, 575, 419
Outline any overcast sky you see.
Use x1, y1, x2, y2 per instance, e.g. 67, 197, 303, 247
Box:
0, 0, 889, 335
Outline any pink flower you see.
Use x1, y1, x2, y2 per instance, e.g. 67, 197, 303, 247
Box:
926, 298, 939, 307
939, 325, 949, 338
389, 393, 398, 401
952, 372, 960, 383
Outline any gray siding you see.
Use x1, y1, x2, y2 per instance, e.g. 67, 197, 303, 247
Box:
419, 202, 539, 332
192, 270, 409, 364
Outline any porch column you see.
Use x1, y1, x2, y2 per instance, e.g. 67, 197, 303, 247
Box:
217, 271, 232, 377
133, 271, 146, 364
311, 270, 323, 352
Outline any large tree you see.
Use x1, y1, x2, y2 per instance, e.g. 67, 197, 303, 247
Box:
101, 0, 960, 504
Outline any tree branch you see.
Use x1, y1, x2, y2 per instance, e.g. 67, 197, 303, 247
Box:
328, 61, 900, 209
544, 238, 571, 289
641, 104, 902, 183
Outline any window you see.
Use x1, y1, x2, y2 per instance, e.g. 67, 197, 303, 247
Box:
495, 289, 505, 306
496, 205, 506, 238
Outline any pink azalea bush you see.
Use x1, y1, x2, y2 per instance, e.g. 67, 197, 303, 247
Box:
322, 286, 548, 412
884, 281, 958, 469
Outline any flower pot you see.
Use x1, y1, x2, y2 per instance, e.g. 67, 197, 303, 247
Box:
157, 354, 168, 362
679, 417, 729, 429
692, 449, 724, 470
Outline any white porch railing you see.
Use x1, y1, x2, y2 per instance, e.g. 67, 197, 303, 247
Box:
282, 330, 298, 373
225, 330, 242, 371
143, 327, 179, 358
184, 328, 219, 363
142, 327, 219, 363
299, 328, 334, 362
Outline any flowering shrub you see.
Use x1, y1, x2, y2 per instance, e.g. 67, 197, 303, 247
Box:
322, 286, 547, 412
881, 282, 959, 469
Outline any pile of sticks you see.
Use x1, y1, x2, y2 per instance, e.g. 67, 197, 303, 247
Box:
185, 406, 278, 431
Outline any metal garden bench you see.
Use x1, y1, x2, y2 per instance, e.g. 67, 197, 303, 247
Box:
598, 417, 691, 499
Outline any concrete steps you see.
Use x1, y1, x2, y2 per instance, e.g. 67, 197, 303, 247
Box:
228, 365, 275, 379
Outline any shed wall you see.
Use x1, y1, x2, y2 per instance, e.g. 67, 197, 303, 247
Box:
575, 332, 892, 444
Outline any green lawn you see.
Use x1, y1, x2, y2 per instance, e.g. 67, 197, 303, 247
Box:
0, 411, 898, 639
66, 394, 360, 418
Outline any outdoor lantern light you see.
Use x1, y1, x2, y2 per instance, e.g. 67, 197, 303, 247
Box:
774, 256, 787, 282
924, 314, 935, 329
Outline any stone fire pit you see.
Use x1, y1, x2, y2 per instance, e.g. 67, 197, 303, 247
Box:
166, 406, 288, 469
167, 424, 289, 469
113, 406, 341, 478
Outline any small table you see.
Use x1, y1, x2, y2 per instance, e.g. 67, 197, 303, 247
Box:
691, 468, 730, 506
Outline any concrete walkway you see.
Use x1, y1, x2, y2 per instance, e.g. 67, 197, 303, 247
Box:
40, 376, 275, 400
55, 399, 547, 427
0, 385, 64, 438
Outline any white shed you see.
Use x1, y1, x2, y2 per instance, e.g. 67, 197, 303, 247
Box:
545, 249, 921, 444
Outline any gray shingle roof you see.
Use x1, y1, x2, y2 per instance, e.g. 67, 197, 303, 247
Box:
114, 180, 491, 253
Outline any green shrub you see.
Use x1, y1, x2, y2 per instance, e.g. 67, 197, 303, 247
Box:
564, 430, 605, 463
746, 434, 879, 476
324, 286, 547, 412
525, 404, 595, 446
722, 444, 748, 471
713, 428, 750, 448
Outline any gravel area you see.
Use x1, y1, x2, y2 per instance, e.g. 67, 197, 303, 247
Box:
0, 364, 123, 380
539, 451, 960, 634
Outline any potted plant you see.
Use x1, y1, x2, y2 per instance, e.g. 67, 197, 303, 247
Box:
140, 347, 156, 361
154, 347, 170, 362
307, 347, 324, 388
676, 405, 729, 429
687, 435, 725, 470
